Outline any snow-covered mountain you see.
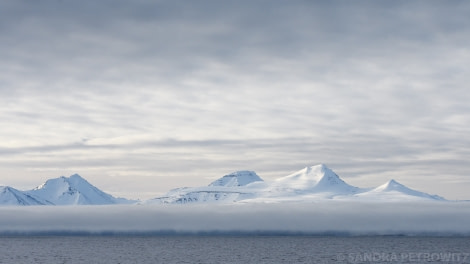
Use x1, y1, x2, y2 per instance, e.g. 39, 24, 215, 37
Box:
0, 186, 51, 206
148, 164, 446, 204
209, 171, 263, 187
27, 174, 132, 205
0, 174, 133, 206
0, 164, 448, 206
352, 179, 445, 201
146, 171, 264, 204
261, 164, 360, 200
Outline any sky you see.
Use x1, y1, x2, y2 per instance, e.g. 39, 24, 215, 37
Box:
1, 0, 469, 200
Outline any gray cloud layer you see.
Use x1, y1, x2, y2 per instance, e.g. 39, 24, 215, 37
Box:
1, 202, 470, 236
1, 1, 469, 199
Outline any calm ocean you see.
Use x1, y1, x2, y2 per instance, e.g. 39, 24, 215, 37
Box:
0, 236, 469, 264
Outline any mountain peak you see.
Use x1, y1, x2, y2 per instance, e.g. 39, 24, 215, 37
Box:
272, 164, 357, 193
304, 164, 329, 174
1, 186, 49, 206
66, 173, 92, 187
28, 174, 129, 205
69, 173, 83, 179
315, 163, 329, 170
209, 171, 263, 187
369, 179, 446, 201
376, 179, 407, 192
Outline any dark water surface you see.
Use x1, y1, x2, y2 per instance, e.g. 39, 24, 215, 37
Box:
0, 236, 469, 264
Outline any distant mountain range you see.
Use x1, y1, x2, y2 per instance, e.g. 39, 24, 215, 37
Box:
0, 164, 446, 206
146, 164, 445, 204
1, 174, 134, 206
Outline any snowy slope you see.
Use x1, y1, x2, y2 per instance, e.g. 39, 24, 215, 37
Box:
146, 171, 265, 204
27, 174, 132, 205
0, 186, 50, 206
0, 164, 448, 206
209, 171, 263, 187
352, 179, 445, 201
266, 164, 359, 197
148, 164, 446, 203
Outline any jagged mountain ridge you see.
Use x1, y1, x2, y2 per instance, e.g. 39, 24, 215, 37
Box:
0, 174, 133, 206
209, 171, 263, 187
146, 171, 264, 204
147, 164, 445, 204
0, 186, 51, 206
0, 164, 447, 206
27, 174, 127, 205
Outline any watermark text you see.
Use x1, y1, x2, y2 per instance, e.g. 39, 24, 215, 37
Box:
337, 252, 470, 263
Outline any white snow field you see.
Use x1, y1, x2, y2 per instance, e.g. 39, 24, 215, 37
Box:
0, 164, 453, 206
146, 164, 446, 204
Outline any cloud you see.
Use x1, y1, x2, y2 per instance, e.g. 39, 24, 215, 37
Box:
1, 202, 469, 235
0, 1, 469, 199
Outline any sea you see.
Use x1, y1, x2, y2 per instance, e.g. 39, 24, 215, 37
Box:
0, 236, 469, 264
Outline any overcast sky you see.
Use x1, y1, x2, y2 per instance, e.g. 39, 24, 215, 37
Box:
1, 0, 469, 200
